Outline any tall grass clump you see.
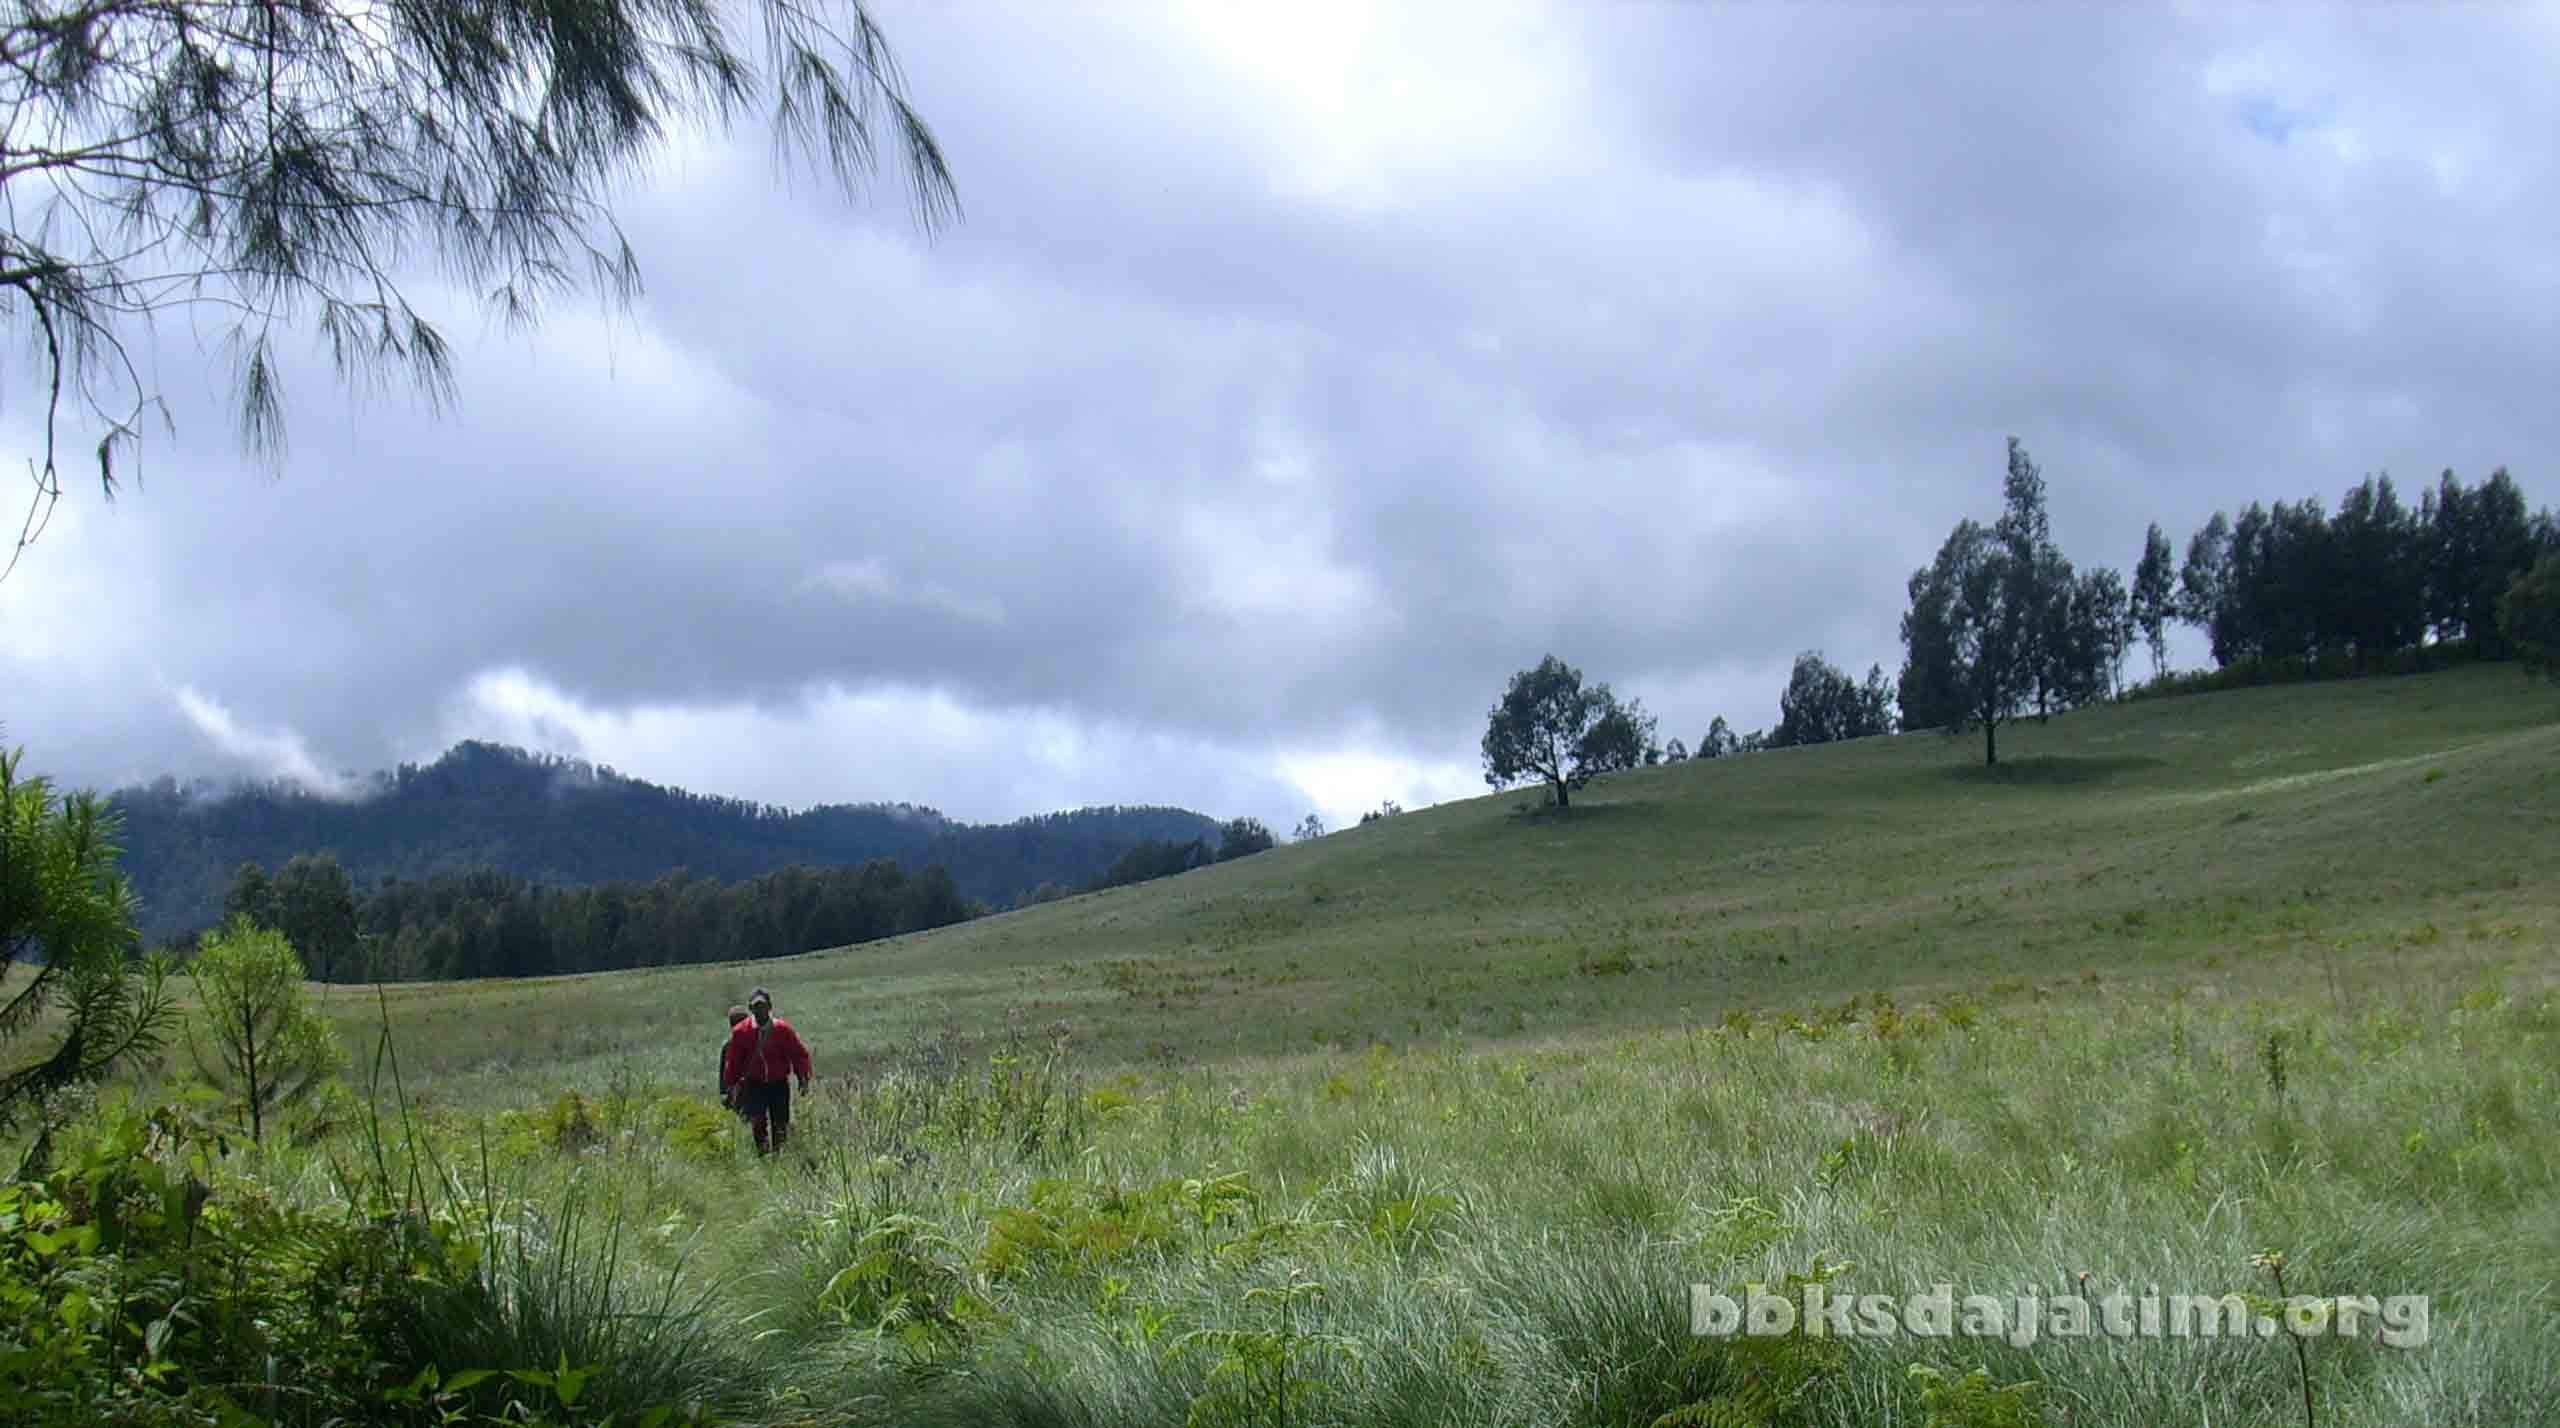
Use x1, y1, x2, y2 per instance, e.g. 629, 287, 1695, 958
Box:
336, 1001, 768, 1427
384, 1156, 758, 1425
707, 976, 2556, 1428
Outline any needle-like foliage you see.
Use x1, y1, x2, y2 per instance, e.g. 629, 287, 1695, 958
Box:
0, 740, 176, 1147
184, 914, 339, 1143
0, 0, 959, 575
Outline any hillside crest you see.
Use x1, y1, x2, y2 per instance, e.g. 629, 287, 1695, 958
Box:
107, 739, 1222, 935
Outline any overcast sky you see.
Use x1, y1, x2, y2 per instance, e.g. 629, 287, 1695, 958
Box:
6, 1, 2557, 836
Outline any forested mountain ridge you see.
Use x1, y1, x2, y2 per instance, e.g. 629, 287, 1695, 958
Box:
107, 740, 1224, 936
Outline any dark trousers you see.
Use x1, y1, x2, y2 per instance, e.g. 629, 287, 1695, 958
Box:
738, 1079, 793, 1153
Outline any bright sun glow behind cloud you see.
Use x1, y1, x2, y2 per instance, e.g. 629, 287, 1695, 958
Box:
1275, 748, 1482, 832
1157, 0, 1585, 210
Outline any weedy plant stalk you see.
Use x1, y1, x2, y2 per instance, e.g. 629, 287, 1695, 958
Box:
2255, 1250, 2319, 1428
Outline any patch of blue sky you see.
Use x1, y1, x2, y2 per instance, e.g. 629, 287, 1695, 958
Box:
2232, 93, 2312, 145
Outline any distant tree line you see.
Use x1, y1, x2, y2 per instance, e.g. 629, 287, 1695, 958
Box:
1481, 649, 1898, 799
1694, 715, 1761, 758
2170, 468, 2552, 671
1772, 653, 1897, 749
1660, 449, 2560, 776
1687, 651, 1897, 763
1069, 816, 1278, 897
107, 740, 1225, 937
216, 852, 976, 982
1080, 839, 1212, 893
1896, 445, 2558, 763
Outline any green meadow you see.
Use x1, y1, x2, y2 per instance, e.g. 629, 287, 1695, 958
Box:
25, 665, 2560, 1426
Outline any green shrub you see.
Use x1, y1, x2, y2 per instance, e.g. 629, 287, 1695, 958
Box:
1907, 1364, 2041, 1428
648, 1095, 740, 1164
0, 1100, 472, 1427
0, 1090, 758, 1428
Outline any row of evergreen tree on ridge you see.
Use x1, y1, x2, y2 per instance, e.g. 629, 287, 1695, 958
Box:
2161, 465, 2543, 672
1680, 455, 2556, 763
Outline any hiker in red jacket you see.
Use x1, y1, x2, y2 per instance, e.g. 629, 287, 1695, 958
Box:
722, 987, 813, 1155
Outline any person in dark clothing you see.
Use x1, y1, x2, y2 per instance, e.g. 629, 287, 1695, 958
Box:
720, 1005, 750, 1114
720, 987, 812, 1155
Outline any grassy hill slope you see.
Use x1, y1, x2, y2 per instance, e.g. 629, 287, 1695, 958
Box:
336, 663, 2559, 1095
66, 665, 2554, 1428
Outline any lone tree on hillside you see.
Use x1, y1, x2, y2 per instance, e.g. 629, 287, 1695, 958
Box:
1481, 655, 1657, 811
2130, 522, 2176, 681
1900, 518, 2019, 761
1900, 439, 2119, 765
1699, 716, 1739, 758
2, 0, 958, 578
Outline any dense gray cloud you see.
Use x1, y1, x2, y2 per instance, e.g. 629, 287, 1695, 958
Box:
4, 2, 2556, 834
